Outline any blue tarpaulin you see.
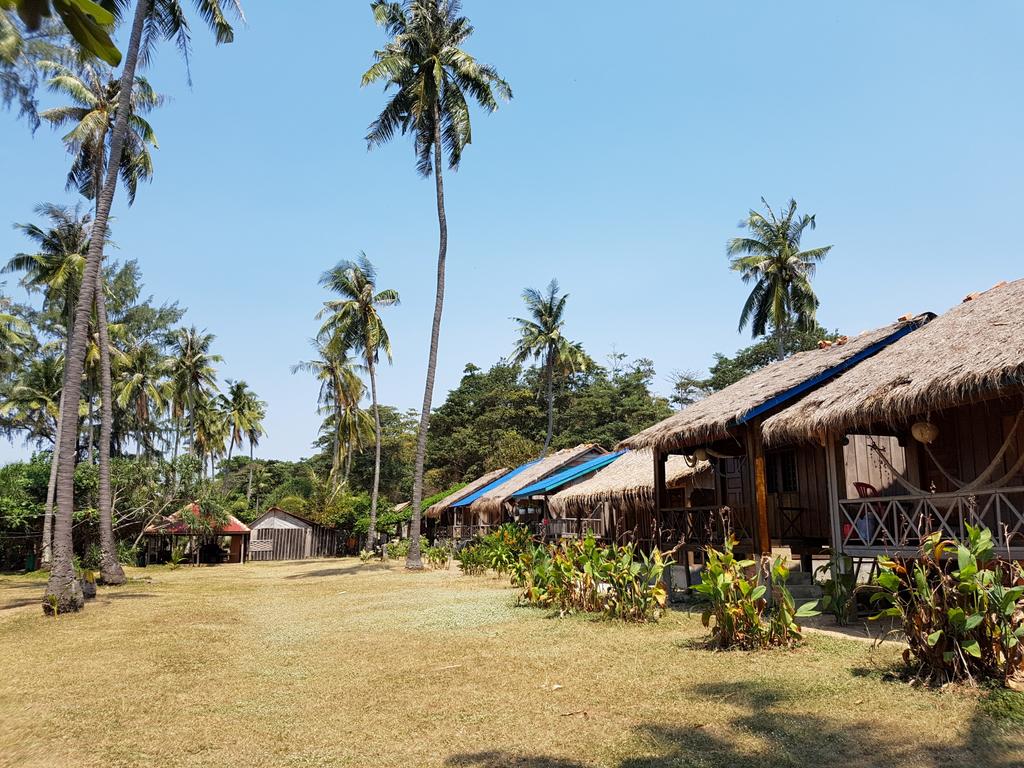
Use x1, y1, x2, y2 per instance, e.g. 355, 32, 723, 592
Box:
451, 460, 540, 507
511, 451, 626, 498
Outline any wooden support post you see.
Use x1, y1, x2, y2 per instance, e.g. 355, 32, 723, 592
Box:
653, 449, 666, 549
747, 422, 771, 557
825, 431, 845, 561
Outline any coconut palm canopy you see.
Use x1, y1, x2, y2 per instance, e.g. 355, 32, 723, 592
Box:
469, 443, 606, 518
423, 467, 510, 519
549, 449, 710, 518
620, 316, 929, 454
763, 280, 1024, 444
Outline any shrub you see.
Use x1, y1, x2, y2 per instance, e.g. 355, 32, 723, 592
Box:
116, 539, 139, 566
815, 554, 858, 625
869, 525, 1024, 685
479, 523, 532, 575
359, 549, 374, 563
385, 538, 410, 560
456, 543, 488, 576
693, 536, 818, 649
511, 535, 671, 622
423, 544, 450, 569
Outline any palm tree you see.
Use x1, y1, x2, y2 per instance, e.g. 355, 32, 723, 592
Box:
727, 198, 833, 361
243, 391, 266, 504
221, 379, 260, 464
192, 394, 228, 479
115, 340, 167, 457
511, 279, 590, 454
166, 326, 221, 462
39, 57, 161, 206
318, 253, 398, 551
45, 0, 243, 612
5, 203, 90, 569
293, 338, 371, 487
362, 0, 510, 568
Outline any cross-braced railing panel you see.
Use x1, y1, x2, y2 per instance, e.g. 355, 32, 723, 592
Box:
837, 487, 1024, 555
657, 506, 752, 551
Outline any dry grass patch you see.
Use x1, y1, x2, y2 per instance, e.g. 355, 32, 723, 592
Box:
0, 559, 1021, 768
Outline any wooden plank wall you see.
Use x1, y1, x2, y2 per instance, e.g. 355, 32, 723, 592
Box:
841, 434, 910, 497
920, 397, 1024, 492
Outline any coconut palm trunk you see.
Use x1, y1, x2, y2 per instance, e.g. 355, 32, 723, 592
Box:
406, 109, 447, 570
543, 349, 554, 454
44, 0, 149, 614
246, 442, 254, 503
367, 356, 382, 550
95, 281, 125, 584
42, 291, 77, 567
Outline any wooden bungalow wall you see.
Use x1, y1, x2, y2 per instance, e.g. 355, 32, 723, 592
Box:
916, 397, 1024, 493
249, 526, 337, 562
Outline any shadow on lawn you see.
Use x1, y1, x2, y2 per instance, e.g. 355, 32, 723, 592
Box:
444, 680, 1023, 768
284, 566, 379, 579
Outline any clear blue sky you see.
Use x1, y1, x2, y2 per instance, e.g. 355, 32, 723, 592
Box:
2, 1, 1022, 463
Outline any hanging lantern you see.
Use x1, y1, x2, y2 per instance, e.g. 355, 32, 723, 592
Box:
911, 421, 939, 444
694, 447, 709, 462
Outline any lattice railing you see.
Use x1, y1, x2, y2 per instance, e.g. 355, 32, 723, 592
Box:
541, 518, 608, 539
837, 487, 1024, 555
657, 506, 752, 551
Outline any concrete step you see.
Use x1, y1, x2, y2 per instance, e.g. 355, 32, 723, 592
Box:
786, 570, 815, 586
788, 584, 823, 600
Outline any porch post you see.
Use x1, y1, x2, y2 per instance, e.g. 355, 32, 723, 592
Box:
824, 431, 845, 559
653, 448, 666, 550
747, 421, 771, 557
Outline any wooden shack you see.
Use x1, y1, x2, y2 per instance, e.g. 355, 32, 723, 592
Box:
144, 504, 250, 564
248, 507, 338, 561
764, 279, 1024, 558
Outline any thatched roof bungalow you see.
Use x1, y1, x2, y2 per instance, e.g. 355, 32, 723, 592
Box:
762, 279, 1024, 557
467, 443, 608, 525
423, 468, 511, 520
548, 449, 712, 545
549, 449, 710, 518
618, 316, 929, 561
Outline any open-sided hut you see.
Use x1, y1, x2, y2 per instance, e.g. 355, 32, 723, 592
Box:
143, 504, 250, 564
466, 444, 609, 531
763, 279, 1024, 557
548, 449, 712, 546
423, 467, 511, 540
248, 507, 338, 561
620, 316, 929, 568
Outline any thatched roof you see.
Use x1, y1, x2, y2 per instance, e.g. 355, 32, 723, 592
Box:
548, 449, 709, 517
469, 444, 606, 518
423, 468, 510, 519
763, 280, 1024, 444
620, 316, 927, 453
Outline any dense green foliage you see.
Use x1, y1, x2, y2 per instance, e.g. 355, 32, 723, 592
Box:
693, 536, 818, 649
426, 356, 672, 489
869, 526, 1024, 684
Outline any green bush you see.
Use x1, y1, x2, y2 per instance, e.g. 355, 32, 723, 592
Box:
815, 554, 858, 625
116, 539, 139, 566
510, 535, 671, 622
869, 525, 1024, 685
456, 543, 488, 576
423, 544, 450, 569
385, 538, 410, 560
693, 536, 818, 649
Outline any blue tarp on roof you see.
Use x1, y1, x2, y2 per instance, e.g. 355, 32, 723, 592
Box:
511, 451, 626, 498
451, 460, 540, 507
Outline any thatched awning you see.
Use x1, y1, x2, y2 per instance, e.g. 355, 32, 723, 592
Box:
548, 449, 709, 517
763, 280, 1024, 444
469, 444, 607, 518
423, 468, 510, 519
619, 316, 928, 453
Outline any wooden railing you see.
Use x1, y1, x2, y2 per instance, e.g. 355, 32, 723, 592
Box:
837, 487, 1024, 556
657, 506, 752, 551
541, 518, 607, 539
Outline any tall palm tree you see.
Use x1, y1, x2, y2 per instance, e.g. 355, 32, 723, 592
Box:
5, 203, 90, 568
243, 390, 265, 503
362, 0, 510, 568
511, 279, 590, 454
115, 339, 167, 457
318, 253, 398, 551
293, 338, 371, 487
221, 379, 259, 464
727, 198, 833, 361
191, 394, 227, 479
45, 0, 243, 612
39, 57, 161, 205
166, 326, 221, 462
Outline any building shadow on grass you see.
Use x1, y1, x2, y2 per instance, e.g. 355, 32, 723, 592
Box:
284, 566, 378, 579
443, 680, 1023, 768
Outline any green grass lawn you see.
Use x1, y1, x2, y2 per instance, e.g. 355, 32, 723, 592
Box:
0, 559, 1021, 768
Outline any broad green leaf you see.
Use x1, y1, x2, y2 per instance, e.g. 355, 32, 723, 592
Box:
927, 629, 943, 647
